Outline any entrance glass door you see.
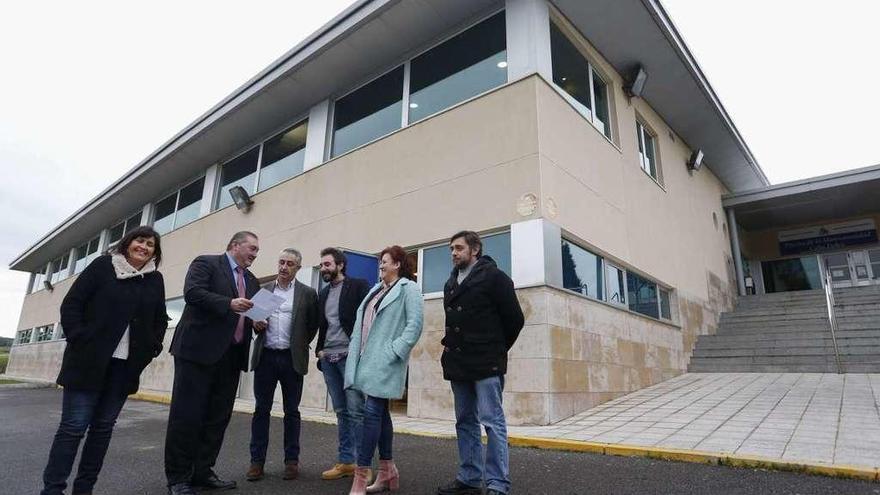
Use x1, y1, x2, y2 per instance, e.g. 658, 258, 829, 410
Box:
824, 253, 851, 287
823, 250, 875, 287
870, 249, 880, 281
851, 251, 872, 286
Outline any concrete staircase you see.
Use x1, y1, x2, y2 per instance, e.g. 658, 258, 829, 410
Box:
688, 284, 880, 373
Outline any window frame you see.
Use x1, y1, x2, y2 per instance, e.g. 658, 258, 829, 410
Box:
406, 10, 508, 126
559, 236, 675, 323
328, 8, 508, 160
215, 146, 261, 211
636, 119, 662, 184
35, 324, 55, 342
15, 328, 33, 345
73, 236, 101, 276
548, 15, 616, 142
30, 264, 48, 293
256, 117, 310, 193
151, 175, 206, 234
107, 210, 143, 250
48, 254, 71, 284
418, 229, 512, 299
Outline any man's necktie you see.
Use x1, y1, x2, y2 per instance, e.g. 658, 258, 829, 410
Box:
234, 266, 246, 344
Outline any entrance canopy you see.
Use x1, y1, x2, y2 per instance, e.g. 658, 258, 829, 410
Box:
723, 163, 880, 294
723, 163, 880, 231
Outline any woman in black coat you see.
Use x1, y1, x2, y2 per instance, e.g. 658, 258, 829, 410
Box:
41, 226, 168, 495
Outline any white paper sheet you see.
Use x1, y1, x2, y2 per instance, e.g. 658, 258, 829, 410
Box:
242, 288, 285, 321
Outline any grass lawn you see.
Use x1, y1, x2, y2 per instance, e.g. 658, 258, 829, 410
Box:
0, 379, 21, 385
0, 351, 8, 375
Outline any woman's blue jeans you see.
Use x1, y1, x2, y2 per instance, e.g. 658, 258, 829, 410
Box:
357, 395, 393, 467
41, 359, 129, 495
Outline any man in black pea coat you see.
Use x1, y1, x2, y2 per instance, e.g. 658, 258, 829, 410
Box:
164, 231, 261, 495
437, 231, 524, 495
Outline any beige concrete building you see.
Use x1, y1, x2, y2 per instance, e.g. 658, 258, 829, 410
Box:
9, 0, 804, 425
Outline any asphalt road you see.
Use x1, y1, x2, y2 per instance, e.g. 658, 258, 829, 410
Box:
2, 387, 878, 495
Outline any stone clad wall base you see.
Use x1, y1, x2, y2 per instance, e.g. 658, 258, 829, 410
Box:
7, 281, 730, 426
5, 341, 66, 383
408, 285, 722, 426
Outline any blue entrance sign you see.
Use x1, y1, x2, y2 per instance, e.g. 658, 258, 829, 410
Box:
778, 220, 878, 256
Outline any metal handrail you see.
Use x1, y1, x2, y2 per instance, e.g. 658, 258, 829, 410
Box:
823, 272, 843, 374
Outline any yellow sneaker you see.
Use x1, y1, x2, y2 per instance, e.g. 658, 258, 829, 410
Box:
321, 462, 357, 480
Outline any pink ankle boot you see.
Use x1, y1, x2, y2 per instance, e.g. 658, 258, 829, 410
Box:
366, 459, 399, 493
349, 466, 372, 495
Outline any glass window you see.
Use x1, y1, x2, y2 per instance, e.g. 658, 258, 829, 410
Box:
561, 239, 604, 300
49, 255, 70, 284
31, 267, 46, 293
153, 179, 204, 234
108, 221, 125, 246
217, 147, 259, 209
637, 122, 657, 178
870, 249, 880, 280
73, 237, 100, 275
550, 23, 591, 115
627, 272, 659, 319
35, 324, 54, 342
258, 120, 308, 191
605, 263, 626, 305
174, 178, 204, 228
421, 232, 512, 294
659, 288, 672, 320
110, 210, 144, 247
762, 257, 822, 293
591, 70, 610, 138
125, 211, 143, 232
152, 193, 177, 235
332, 66, 404, 157
409, 12, 507, 123
56, 323, 64, 339
166, 297, 185, 329
16, 328, 33, 345
549, 22, 612, 139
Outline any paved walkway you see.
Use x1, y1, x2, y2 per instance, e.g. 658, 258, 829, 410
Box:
7, 387, 876, 494
289, 373, 880, 471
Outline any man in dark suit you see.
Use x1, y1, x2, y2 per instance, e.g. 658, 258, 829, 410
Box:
165, 231, 261, 495
314, 247, 370, 481
246, 248, 318, 482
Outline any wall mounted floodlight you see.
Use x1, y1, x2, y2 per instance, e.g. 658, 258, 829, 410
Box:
687, 149, 704, 172
43, 280, 54, 292
229, 186, 254, 212
625, 65, 648, 98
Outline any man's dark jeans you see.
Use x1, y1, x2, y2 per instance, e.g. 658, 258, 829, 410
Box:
250, 348, 304, 464
42, 358, 129, 495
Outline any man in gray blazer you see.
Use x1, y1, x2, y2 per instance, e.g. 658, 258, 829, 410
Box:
246, 248, 319, 482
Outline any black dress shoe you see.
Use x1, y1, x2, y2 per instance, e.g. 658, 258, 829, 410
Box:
168, 483, 197, 495
191, 474, 237, 491
437, 479, 482, 495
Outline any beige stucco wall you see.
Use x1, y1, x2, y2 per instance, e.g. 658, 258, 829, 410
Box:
9, 77, 545, 408
10, 47, 737, 423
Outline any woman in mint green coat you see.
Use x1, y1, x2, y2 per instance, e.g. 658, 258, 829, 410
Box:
344, 245, 423, 494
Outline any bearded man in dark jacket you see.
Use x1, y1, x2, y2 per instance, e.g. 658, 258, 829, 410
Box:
436, 231, 524, 495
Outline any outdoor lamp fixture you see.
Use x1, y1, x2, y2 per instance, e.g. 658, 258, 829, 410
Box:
43, 280, 54, 292
229, 186, 253, 212
687, 149, 704, 172
624, 65, 648, 98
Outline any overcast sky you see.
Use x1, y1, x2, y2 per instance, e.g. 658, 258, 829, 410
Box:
1, 1, 879, 338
